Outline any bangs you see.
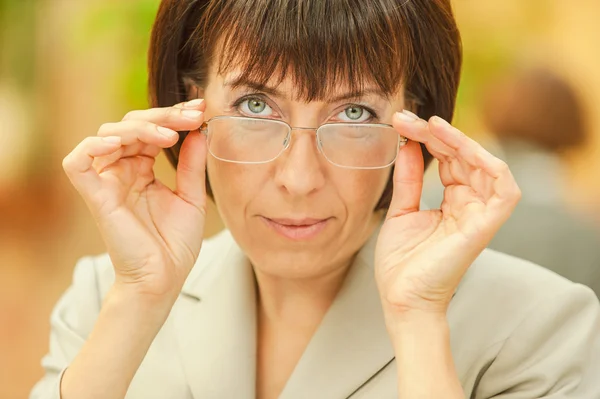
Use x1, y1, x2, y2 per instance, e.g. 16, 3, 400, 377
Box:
151, 0, 462, 208
192, 0, 415, 101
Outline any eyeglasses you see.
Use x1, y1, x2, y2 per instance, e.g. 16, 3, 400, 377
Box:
199, 115, 407, 169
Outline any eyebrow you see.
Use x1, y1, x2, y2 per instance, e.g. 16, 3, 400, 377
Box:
223, 77, 387, 102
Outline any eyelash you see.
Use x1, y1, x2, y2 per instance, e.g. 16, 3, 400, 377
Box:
230, 93, 380, 121
231, 93, 273, 116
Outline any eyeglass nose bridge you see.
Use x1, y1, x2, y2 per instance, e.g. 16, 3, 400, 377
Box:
290, 126, 318, 131
282, 126, 322, 149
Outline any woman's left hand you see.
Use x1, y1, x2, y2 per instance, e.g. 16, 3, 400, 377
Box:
374, 111, 521, 318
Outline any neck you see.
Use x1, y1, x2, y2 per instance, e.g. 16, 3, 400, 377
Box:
254, 258, 352, 329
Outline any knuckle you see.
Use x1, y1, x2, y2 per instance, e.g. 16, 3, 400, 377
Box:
62, 137, 94, 172
122, 110, 139, 121
97, 122, 115, 136
497, 161, 510, 173
62, 147, 86, 174
82, 136, 97, 147
165, 106, 179, 119
511, 185, 522, 202
62, 154, 74, 172
136, 119, 154, 132
126, 120, 150, 140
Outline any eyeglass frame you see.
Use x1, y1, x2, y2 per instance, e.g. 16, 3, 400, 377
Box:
199, 115, 408, 170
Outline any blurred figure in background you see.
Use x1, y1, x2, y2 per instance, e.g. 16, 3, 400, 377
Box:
481, 66, 600, 294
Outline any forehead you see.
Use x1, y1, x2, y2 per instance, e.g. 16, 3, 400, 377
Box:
208, 62, 403, 104
234, 70, 395, 100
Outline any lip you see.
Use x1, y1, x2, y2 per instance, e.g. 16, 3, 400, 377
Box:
260, 216, 331, 240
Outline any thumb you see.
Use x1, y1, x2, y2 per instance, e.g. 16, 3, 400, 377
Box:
175, 129, 208, 211
386, 138, 424, 220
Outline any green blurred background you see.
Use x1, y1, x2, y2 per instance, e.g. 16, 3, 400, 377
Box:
1, 1, 599, 397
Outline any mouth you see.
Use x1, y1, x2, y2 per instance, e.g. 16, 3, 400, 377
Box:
260, 216, 331, 240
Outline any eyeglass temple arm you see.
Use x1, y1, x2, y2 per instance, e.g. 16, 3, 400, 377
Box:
199, 122, 209, 135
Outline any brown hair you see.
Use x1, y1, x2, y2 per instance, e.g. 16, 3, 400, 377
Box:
481, 67, 587, 152
148, 0, 462, 209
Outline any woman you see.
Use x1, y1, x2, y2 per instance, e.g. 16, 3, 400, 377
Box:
31, 0, 600, 398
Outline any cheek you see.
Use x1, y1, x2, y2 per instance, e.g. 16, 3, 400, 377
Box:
207, 159, 269, 217
331, 168, 391, 215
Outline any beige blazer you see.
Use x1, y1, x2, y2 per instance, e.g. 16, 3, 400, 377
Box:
31, 228, 600, 399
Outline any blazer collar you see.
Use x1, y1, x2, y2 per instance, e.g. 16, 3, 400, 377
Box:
174, 226, 394, 399
175, 234, 258, 399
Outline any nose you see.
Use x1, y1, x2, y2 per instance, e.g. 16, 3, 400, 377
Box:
273, 128, 326, 197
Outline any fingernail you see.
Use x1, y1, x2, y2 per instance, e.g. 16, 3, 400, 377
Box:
157, 126, 177, 139
102, 136, 121, 144
402, 109, 419, 120
185, 99, 204, 108
182, 109, 203, 119
396, 111, 416, 122
431, 116, 450, 127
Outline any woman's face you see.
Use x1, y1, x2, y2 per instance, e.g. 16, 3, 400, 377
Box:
201, 66, 405, 279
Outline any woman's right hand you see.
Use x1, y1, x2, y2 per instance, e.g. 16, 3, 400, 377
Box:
62, 99, 208, 302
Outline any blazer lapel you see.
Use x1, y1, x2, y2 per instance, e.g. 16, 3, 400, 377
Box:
173, 233, 257, 399
279, 226, 395, 399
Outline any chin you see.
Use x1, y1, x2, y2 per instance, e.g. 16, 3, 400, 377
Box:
246, 243, 343, 279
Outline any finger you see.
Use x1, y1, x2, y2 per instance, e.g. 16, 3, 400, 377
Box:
429, 117, 499, 200
98, 120, 179, 147
476, 151, 521, 217
441, 162, 496, 202
441, 185, 484, 216
428, 116, 521, 208
99, 155, 157, 197
62, 136, 122, 193
122, 99, 206, 131
438, 157, 471, 187
174, 98, 204, 109
111, 141, 163, 160
428, 116, 481, 166
386, 139, 424, 219
92, 143, 162, 174
92, 120, 178, 172
175, 129, 208, 212
393, 111, 455, 162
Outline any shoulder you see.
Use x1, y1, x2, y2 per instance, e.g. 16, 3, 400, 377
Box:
450, 247, 599, 353
454, 248, 597, 317
458, 247, 578, 299
453, 249, 600, 397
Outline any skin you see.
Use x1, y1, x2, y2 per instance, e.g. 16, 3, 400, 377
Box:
58, 63, 520, 398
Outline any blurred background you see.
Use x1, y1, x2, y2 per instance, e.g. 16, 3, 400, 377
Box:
1, 0, 599, 397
